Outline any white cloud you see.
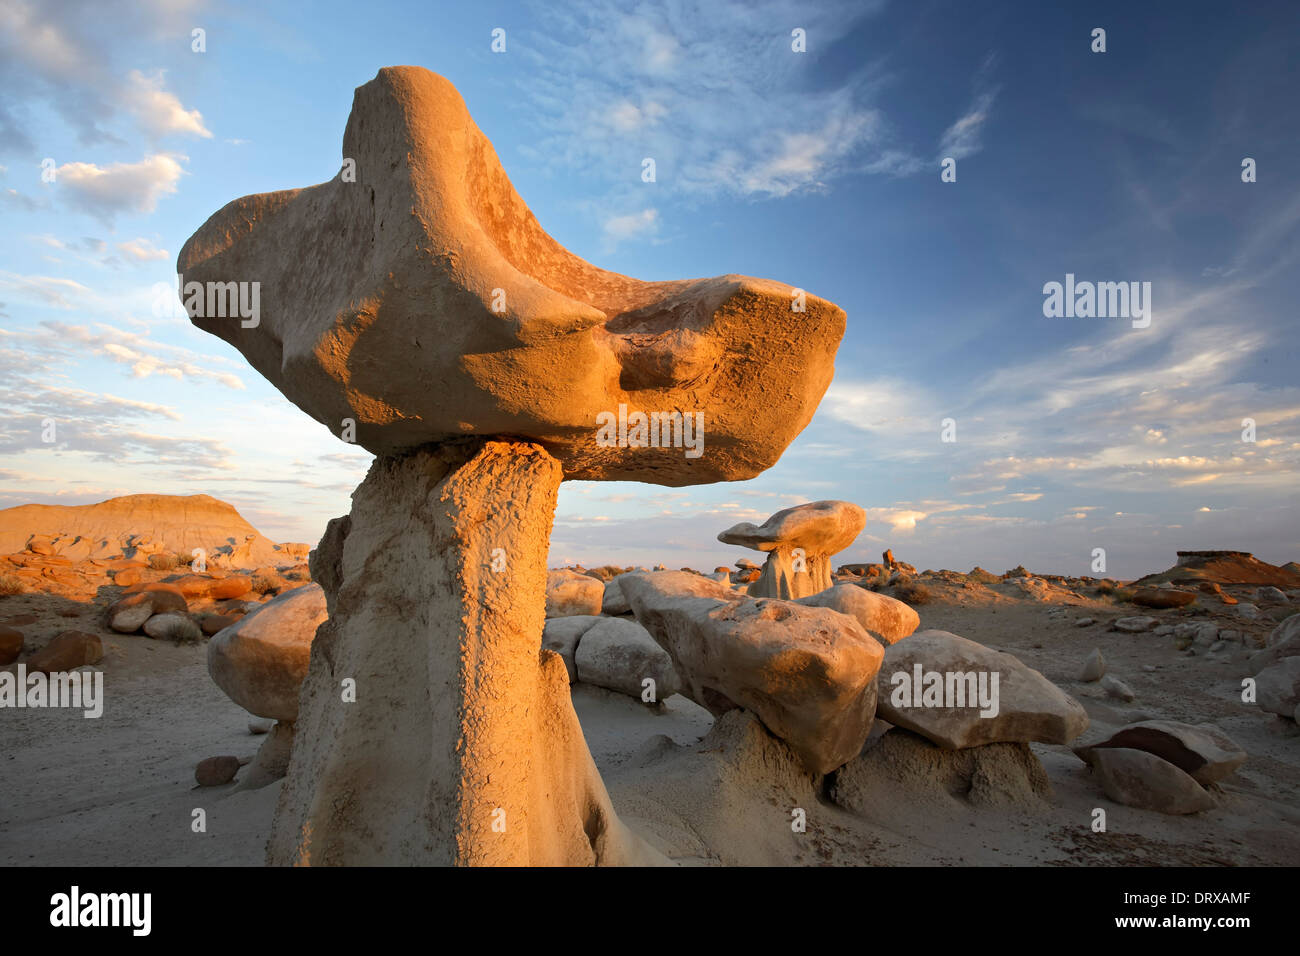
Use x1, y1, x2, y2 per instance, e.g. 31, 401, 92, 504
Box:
116, 237, 169, 262
122, 69, 212, 139
56, 153, 185, 223
602, 208, 658, 243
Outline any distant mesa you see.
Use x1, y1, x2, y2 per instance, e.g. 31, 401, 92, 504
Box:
1136, 550, 1300, 589
0, 493, 304, 569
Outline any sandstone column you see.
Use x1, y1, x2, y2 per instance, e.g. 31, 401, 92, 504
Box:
268, 440, 659, 865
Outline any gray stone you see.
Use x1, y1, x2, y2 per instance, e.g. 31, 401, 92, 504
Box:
1080, 648, 1105, 682
573, 617, 681, 701
541, 615, 602, 682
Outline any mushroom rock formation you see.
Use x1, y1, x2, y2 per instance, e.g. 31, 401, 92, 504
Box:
179, 67, 846, 866
177, 66, 844, 486
718, 500, 865, 600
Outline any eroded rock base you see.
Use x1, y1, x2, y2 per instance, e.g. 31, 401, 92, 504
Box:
267, 439, 662, 865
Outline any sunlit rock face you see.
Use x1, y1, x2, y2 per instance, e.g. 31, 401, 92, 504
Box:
177, 66, 845, 485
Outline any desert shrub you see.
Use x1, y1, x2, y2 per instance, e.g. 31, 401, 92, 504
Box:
894, 581, 931, 605
0, 573, 26, 596
1112, 587, 1136, 603
250, 574, 280, 595
584, 565, 625, 582
1096, 581, 1116, 595
148, 552, 179, 571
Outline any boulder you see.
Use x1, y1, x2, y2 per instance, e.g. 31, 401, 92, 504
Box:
718, 500, 865, 600
1249, 614, 1300, 673
876, 630, 1088, 749
1101, 675, 1136, 702
195, 755, 241, 787
0, 626, 22, 665
1079, 647, 1105, 682
207, 583, 327, 721
1257, 586, 1288, 604
1074, 720, 1246, 785
201, 613, 239, 636
600, 571, 646, 616
574, 617, 681, 701
27, 631, 103, 674
622, 571, 883, 774
796, 584, 919, 646
1131, 587, 1196, 609
1256, 658, 1300, 718
107, 586, 188, 633
176, 66, 845, 483
546, 569, 604, 618
541, 615, 602, 682
1077, 747, 1215, 814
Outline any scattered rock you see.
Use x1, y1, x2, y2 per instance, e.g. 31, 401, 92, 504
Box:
107, 585, 187, 633
195, 755, 241, 787
545, 569, 605, 618
1131, 587, 1196, 609
1236, 603, 1260, 620
200, 613, 238, 636
1076, 747, 1215, 814
1076, 720, 1246, 785
795, 584, 919, 646
207, 583, 326, 721
876, 630, 1088, 749
541, 615, 602, 682
1080, 647, 1105, 682
248, 717, 274, 735
1100, 675, 1136, 702
574, 617, 681, 701
1257, 586, 1288, 604
27, 630, 103, 674
1075, 617, 1095, 627
600, 571, 646, 616
0, 626, 22, 665
1256, 658, 1300, 718
1114, 616, 1158, 633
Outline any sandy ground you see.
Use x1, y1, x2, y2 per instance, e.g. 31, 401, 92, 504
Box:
2, 576, 1297, 866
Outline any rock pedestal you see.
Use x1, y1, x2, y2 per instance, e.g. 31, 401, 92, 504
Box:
267, 440, 661, 866
718, 500, 865, 600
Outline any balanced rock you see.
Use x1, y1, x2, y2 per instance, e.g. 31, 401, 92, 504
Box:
876, 630, 1088, 749
718, 500, 865, 600
177, 66, 844, 484
1074, 720, 1246, 785
541, 615, 603, 682
795, 584, 918, 646
622, 571, 883, 774
546, 569, 605, 618
574, 617, 681, 701
207, 583, 326, 721
1077, 747, 1215, 814
27, 631, 103, 674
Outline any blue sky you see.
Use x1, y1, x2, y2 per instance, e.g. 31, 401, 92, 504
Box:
1, 0, 1297, 578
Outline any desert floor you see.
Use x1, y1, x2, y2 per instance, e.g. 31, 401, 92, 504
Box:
2, 578, 1297, 866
